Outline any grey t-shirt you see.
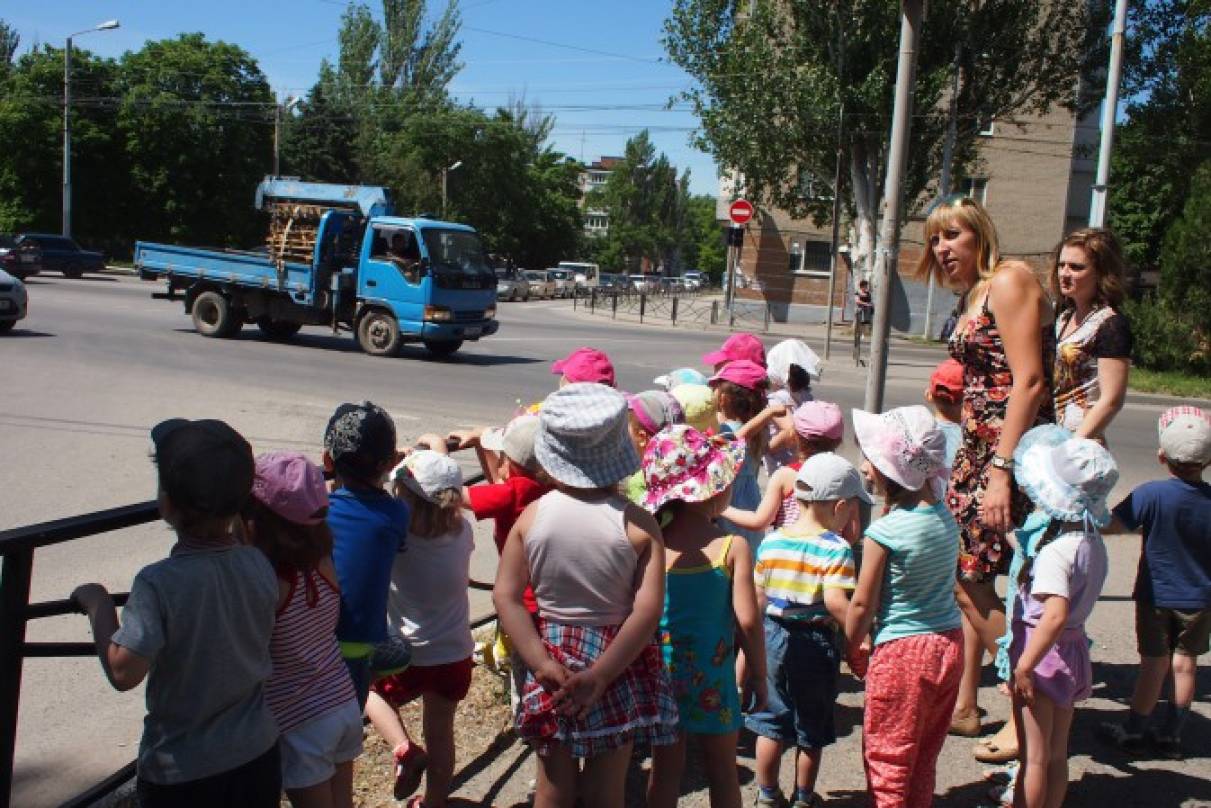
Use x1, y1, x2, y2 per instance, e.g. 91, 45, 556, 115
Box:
112, 544, 279, 784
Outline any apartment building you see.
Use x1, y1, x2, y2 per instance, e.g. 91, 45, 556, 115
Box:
579, 156, 622, 238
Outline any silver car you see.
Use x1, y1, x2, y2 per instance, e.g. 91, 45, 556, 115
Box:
0, 267, 29, 333
547, 268, 575, 298
523, 270, 556, 299
495, 267, 530, 302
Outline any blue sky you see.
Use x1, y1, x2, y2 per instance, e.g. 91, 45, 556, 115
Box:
7, 0, 722, 196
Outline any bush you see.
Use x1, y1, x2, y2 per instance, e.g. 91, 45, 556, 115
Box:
1122, 296, 1211, 374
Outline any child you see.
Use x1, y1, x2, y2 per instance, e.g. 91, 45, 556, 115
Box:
720, 401, 845, 534
71, 419, 280, 807
622, 390, 684, 503
493, 383, 678, 808
926, 358, 964, 466
709, 359, 786, 550
746, 452, 869, 808
323, 401, 409, 709
642, 425, 766, 808
244, 451, 362, 808
552, 346, 615, 387
1099, 405, 1211, 759
671, 383, 717, 433
702, 332, 766, 372
845, 406, 963, 808
368, 448, 475, 807
1007, 427, 1117, 808
764, 339, 823, 474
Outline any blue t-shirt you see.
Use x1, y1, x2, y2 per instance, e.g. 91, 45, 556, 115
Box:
329, 487, 410, 644
864, 502, 962, 646
1112, 478, 1211, 609
937, 420, 962, 468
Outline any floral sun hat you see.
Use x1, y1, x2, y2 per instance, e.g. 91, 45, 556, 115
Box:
1014, 424, 1119, 528
642, 424, 746, 512
853, 405, 950, 495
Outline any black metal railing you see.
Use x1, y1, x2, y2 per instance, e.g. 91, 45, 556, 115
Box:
0, 464, 494, 808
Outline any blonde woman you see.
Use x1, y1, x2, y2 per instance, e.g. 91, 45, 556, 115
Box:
916, 197, 1056, 763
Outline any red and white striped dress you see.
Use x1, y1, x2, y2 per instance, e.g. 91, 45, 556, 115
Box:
266, 569, 357, 733
772, 461, 804, 529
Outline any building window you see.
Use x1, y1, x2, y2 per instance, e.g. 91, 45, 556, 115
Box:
791, 240, 833, 277
977, 116, 995, 136
960, 177, 988, 204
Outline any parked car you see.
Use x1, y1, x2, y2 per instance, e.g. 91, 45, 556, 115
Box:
12, 233, 106, 278
495, 266, 530, 301
598, 272, 625, 290
547, 268, 576, 298
0, 267, 28, 333
682, 270, 705, 291
629, 274, 657, 293
523, 269, 557, 299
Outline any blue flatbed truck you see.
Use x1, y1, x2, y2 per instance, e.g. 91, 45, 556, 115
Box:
135, 179, 498, 357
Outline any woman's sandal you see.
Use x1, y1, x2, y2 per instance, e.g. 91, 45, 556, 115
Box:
973, 737, 1019, 763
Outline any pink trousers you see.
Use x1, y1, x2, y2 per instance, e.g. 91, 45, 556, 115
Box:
863, 629, 963, 808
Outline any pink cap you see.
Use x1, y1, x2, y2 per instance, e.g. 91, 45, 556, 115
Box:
551, 347, 615, 386
792, 401, 844, 441
708, 359, 768, 391
252, 451, 329, 525
702, 333, 766, 368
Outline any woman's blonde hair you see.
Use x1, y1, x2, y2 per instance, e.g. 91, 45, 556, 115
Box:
915, 196, 1002, 288
1049, 227, 1126, 310
394, 485, 464, 538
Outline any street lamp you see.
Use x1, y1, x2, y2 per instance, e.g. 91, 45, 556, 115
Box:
273, 96, 301, 177
63, 19, 120, 238
441, 160, 463, 219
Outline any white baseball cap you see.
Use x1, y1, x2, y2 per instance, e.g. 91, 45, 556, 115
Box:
1159, 406, 1211, 466
392, 450, 463, 502
480, 414, 541, 472
795, 452, 874, 504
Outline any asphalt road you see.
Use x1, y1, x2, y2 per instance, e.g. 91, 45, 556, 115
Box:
2, 274, 1207, 806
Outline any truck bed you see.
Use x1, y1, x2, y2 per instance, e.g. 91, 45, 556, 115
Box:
134, 241, 317, 296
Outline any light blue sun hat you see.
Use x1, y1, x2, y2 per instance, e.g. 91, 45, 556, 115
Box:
1014, 424, 1119, 528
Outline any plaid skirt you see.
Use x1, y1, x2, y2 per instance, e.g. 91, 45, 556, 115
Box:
516, 619, 679, 758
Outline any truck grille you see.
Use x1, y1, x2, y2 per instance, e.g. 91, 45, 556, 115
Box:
453, 310, 483, 323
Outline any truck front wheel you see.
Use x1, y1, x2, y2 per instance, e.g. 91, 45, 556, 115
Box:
192, 291, 241, 338
423, 339, 463, 358
256, 317, 302, 341
357, 310, 401, 356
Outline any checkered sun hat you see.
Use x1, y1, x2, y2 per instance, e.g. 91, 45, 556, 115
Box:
1014, 424, 1119, 528
534, 383, 640, 488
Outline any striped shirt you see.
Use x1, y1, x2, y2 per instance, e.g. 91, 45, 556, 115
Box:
266, 569, 358, 733
865, 502, 962, 646
753, 529, 856, 622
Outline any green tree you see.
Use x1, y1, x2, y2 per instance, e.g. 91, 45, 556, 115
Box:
117, 34, 273, 248
663, 0, 1104, 272
682, 194, 727, 282
1159, 160, 1211, 321
0, 20, 18, 79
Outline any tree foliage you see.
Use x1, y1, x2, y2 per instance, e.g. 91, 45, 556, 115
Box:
663, 0, 1106, 271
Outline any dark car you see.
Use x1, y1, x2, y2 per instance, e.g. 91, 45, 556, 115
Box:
12, 233, 106, 278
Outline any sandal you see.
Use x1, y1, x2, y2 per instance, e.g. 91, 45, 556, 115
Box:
973, 738, 1019, 764
393, 743, 430, 801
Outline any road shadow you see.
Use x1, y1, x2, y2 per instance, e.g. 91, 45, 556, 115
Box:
21, 275, 118, 283
1, 329, 55, 338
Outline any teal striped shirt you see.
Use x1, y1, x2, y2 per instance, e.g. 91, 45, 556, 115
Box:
865, 502, 962, 646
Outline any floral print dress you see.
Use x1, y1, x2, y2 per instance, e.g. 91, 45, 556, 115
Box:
947, 294, 1056, 581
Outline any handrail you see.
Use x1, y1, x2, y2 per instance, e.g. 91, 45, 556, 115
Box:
0, 462, 498, 808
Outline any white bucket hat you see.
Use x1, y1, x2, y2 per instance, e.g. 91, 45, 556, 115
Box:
480, 414, 541, 472
853, 405, 950, 495
392, 450, 463, 502
535, 383, 640, 488
766, 339, 822, 387
1014, 424, 1119, 528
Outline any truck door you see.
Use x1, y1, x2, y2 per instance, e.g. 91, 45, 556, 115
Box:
360, 224, 426, 334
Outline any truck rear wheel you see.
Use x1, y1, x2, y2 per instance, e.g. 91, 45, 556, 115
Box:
256, 317, 302, 341
192, 291, 241, 338
423, 339, 463, 358
357, 310, 401, 356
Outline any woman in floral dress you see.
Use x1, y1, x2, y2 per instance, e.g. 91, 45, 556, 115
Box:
1050, 228, 1132, 440
917, 197, 1056, 761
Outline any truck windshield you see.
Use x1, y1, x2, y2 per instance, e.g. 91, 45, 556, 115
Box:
422, 228, 495, 290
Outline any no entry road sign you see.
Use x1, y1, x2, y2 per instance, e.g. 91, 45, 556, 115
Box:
729, 199, 754, 225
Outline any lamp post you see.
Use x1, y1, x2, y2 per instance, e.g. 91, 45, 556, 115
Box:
63, 19, 119, 238
441, 160, 463, 219
273, 96, 301, 177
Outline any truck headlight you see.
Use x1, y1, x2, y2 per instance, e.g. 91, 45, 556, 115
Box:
484, 306, 496, 320
424, 305, 453, 322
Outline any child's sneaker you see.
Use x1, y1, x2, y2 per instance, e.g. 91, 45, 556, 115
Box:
393, 743, 429, 800
1153, 734, 1183, 760
755, 788, 787, 808
791, 793, 823, 808
1096, 721, 1150, 755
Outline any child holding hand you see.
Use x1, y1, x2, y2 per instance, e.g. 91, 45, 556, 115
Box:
493, 383, 678, 808
642, 425, 766, 808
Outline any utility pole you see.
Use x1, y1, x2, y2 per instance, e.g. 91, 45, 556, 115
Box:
923, 43, 961, 339
824, 102, 845, 360
864, 0, 924, 413
441, 160, 463, 219
1089, 0, 1128, 227
274, 96, 300, 177
62, 20, 120, 238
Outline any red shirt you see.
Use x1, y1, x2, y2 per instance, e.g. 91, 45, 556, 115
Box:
468, 473, 550, 613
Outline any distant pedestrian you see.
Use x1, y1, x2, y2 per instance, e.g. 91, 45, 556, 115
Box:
854, 280, 874, 327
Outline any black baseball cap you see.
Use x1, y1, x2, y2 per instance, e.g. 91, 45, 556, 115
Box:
150, 418, 255, 517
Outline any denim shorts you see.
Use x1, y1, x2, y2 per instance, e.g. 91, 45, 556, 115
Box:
744, 615, 840, 749
280, 700, 364, 790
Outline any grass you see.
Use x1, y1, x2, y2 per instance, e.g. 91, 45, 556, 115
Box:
1129, 367, 1211, 400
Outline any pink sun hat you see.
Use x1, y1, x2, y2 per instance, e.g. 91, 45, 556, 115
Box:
708, 359, 768, 391
551, 347, 615, 386
852, 405, 950, 495
252, 451, 329, 525
702, 333, 766, 368
793, 401, 844, 441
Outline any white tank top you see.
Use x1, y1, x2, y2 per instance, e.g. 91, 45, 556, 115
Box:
525, 491, 639, 626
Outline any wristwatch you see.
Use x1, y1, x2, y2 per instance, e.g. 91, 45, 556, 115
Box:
990, 454, 1015, 471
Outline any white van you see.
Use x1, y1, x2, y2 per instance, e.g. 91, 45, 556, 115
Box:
556, 261, 600, 291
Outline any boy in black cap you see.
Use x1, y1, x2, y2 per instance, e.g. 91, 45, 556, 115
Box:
71, 419, 281, 808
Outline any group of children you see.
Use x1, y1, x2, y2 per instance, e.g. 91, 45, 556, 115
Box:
68, 332, 1209, 808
